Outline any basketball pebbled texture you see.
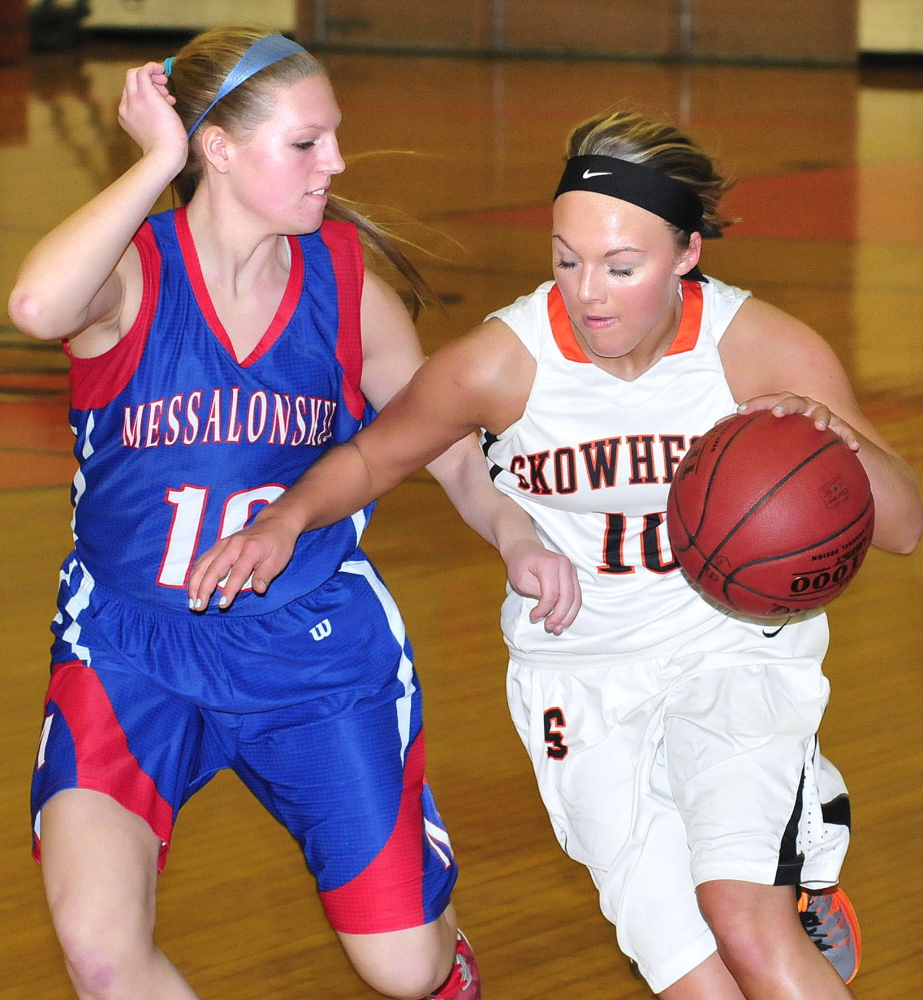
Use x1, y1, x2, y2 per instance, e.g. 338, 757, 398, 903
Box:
666, 410, 875, 618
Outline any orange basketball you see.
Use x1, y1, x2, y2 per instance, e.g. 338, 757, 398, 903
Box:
666, 410, 875, 618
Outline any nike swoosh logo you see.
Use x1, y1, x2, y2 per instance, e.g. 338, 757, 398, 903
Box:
582, 169, 612, 178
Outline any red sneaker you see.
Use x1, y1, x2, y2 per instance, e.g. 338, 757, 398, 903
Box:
431, 931, 481, 999
798, 887, 862, 985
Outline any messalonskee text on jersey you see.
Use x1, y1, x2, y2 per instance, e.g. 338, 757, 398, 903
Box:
509, 434, 694, 494
121, 389, 338, 449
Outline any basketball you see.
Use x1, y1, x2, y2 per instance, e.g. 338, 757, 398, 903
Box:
666, 410, 875, 618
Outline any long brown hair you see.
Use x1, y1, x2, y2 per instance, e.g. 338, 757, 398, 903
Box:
166, 25, 439, 314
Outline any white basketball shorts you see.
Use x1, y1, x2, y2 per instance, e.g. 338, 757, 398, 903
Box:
506, 612, 850, 993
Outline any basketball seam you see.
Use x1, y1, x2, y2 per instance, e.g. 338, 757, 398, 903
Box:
718, 495, 874, 608
695, 437, 842, 584
689, 416, 756, 540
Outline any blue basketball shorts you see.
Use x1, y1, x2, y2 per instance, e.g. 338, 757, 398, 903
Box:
31, 555, 457, 934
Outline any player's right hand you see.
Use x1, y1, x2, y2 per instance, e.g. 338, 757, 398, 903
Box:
504, 538, 582, 635
119, 63, 188, 174
187, 515, 301, 611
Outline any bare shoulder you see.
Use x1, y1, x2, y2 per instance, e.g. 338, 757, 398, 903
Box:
422, 317, 536, 434
357, 268, 425, 411
359, 268, 418, 347
360, 267, 407, 311
720, 296, 848, 401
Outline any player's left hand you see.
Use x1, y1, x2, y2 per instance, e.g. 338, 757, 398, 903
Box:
503, 540, 582, 635
737, 393, 861, 451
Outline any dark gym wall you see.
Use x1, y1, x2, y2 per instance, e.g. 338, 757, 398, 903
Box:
294, 0, 858, 65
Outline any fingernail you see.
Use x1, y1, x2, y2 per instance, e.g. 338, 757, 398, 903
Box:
218, 596, 227, 607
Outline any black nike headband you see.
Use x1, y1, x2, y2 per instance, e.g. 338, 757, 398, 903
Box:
554, 154, 704, 235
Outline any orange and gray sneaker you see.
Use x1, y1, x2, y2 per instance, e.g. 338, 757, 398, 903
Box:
431, 931, 481, 999
798, 887, 862, 985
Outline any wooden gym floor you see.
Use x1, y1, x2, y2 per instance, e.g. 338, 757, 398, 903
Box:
1, 37, 922, 1000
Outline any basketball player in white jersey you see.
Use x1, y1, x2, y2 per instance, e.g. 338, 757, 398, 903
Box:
188, 111, 923, 999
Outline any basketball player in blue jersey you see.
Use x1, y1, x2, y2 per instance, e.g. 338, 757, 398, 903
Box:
7, 26, 582, 1000
190, 110, 923, 999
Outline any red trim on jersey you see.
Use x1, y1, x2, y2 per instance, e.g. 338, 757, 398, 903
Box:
547, 278, 704, 363
68, 222, 161, 411
247, 235, 302, 366
321, 220, 366, 421
174, 206, 303, 368
319, 732, 427, 933
35, 660, 173, 872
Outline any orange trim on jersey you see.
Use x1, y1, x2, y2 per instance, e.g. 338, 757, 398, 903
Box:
547, 278, 704, 363
665, 280, 703, 356
175, 205, 302, 368
68, 220, 162, 411
547, 283, 588, 362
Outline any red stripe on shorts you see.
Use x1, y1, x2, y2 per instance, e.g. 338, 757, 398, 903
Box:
320, 732, 427, 933
38, 662, 174, 871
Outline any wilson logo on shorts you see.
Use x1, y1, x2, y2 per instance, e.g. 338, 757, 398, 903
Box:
309, 619, 332, 641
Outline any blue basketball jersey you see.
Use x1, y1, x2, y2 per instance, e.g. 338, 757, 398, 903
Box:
65, 209, 375, 615
35, 211, 460, 936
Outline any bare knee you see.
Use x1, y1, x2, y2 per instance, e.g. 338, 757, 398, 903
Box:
355, 948, 453, 999
366, 962, 450, 1000
52, 905, 151, 1000
40, 791, 162, 1000
339, 918, 458, 1000
697, 880, 798, 981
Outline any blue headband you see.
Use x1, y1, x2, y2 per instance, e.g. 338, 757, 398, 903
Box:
183, 34, 306, 139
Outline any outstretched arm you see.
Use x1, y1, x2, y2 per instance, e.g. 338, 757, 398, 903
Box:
722, 297, 923, 554
189, 284, 580, 628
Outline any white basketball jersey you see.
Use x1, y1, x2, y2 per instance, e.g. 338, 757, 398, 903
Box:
484, 276, 757, 660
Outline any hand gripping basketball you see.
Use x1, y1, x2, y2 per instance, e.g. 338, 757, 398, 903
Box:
666, 410, 875, 618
